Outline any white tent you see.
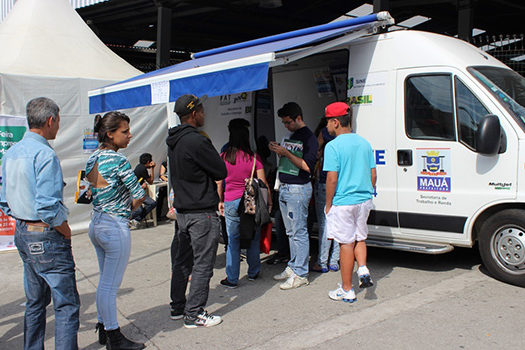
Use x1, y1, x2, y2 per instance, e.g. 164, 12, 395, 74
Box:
0, 0, 170, 232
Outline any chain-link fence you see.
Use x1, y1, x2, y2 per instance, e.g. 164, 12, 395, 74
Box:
472, 34, 525, 77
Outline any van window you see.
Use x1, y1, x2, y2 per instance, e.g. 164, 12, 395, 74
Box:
405, 75, 455, 140
469, 66, 525, 132
455, 77, 490, 150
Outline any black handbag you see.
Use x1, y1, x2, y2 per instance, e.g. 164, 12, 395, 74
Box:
253, 179, 271, 226
218, 215, 228, 245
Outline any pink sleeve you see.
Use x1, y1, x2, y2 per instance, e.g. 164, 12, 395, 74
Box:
255, 154, 264, 170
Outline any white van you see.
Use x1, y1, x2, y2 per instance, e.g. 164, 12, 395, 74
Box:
89, 14, 525, 287
271, 29, 525, 287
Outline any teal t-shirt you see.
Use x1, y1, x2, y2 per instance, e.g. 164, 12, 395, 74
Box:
323, 133, 375, 205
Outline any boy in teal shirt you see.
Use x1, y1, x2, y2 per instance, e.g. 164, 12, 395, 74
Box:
323, 102, 377, 303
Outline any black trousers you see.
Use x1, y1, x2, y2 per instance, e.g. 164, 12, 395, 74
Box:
170, 212, 220, 317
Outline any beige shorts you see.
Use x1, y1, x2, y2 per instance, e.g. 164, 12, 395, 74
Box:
326, 199, 373, 244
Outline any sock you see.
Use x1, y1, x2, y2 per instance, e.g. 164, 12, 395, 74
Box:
357, 265, 369, 276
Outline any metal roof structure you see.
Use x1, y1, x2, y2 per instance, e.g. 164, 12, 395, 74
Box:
3, 0, 523, 71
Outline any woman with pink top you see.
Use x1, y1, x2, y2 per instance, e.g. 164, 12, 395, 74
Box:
217, 126, 272, 288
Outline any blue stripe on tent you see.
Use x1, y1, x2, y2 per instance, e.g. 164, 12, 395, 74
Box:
169, 62, 269, 101
89, 13, 388, 113
194, 14, 379, 59
109, 21, 373, 87
89, 85, 151, 114
89, 62, 269, 114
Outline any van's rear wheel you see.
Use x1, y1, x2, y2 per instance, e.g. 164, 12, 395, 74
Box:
479, 209, 525, 287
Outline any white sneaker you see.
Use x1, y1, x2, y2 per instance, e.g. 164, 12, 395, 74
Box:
273, 266, 294, 281
279, 274, 309, 290
184, 310, 222, 328
328, 284, 356, 303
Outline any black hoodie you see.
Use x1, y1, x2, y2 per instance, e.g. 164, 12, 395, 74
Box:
166, 124, 227, 212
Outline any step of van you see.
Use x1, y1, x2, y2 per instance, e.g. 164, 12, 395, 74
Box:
366, 237, 454, 254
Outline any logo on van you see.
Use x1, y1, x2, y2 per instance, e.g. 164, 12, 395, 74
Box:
488, 182, 512, 190
417, 149, 451, 193
420, 151, 446, 176
417, 177, 451, 192
348, 95, 373, 105
348, 78, 353, 89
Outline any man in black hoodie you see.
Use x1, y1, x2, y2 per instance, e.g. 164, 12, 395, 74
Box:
167, 94, 227, 328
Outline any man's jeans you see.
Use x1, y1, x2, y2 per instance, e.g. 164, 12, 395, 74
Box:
88, 211, 131, 330
170, 212, 220, 317
15, 220, 80, 350
131, 196, 156, 222
314, 181, 340, 268
224, 198, 261, 284
279, 183, 312, 277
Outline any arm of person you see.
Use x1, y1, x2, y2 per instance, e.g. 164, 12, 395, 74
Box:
301, 132, 319, 175
216, 180, 224, 216
269, 142, 310, 173
131, 197, 145, 211
146, 161, 155, 184
195, 138, 227, 180
160, 164, 168, 182
325, 171, 338, 214
54, 220, 72, 239
371, 167, 377, 188
33, 154, 69, 237
118, 157, 146, 210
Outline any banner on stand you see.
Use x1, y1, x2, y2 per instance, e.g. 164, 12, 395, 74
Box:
0, 115, 28, 252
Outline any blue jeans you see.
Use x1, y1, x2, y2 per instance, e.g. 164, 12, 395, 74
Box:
131, 196, 156, 222
224, 198, 261, 284
14, 220, 80, 350
279, 183, 312, 277
314, 181, 340, 268
88, 211, 131, 330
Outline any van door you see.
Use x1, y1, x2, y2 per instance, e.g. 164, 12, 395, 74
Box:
395, 67, 518, 245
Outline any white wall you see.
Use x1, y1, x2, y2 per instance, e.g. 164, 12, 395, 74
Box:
271, 50, 348, 142
200, 93, 255, 152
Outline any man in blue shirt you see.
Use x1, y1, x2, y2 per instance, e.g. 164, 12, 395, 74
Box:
0, 97, 80, 349
323, 102, 377, 303
269, 102, 318, 290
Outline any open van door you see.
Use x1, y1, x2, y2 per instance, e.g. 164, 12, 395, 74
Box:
395, 67, 518, 247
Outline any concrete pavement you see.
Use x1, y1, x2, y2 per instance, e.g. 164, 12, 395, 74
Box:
1, 221, 525, 349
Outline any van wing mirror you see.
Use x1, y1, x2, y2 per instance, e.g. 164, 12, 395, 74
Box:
475, 114, 501, 156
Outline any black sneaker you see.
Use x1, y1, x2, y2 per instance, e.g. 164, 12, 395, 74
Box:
220, 278, 238, 288
248, 273, 259, 281
266, 255, 290, 265
170, 308, 183, 320
183, 311, 222, 328
359, 274, 374, 288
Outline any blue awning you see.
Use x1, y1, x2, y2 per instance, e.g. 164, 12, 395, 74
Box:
89, 12, 394, 114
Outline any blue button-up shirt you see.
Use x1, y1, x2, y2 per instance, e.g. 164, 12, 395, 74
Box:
0, 131, 68, 227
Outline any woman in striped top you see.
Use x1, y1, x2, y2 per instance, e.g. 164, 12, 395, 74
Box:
86, 111, 146, 350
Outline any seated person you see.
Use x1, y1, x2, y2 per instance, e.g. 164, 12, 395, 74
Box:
156, 160, 169, 220
130, 153, 157, 226
160, 160, 168, 182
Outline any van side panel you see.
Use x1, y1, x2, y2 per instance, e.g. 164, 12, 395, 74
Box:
346, 40, 400, 237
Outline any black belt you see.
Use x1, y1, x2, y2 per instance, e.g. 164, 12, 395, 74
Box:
177, 206, 216, 214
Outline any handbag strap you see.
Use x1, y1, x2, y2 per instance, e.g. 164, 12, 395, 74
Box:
249, 155, 257, 182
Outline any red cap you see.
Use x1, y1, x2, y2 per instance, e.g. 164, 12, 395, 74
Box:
325, 102, 350, 118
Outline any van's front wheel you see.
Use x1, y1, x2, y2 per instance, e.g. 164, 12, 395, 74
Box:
479, 209, 525, 287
